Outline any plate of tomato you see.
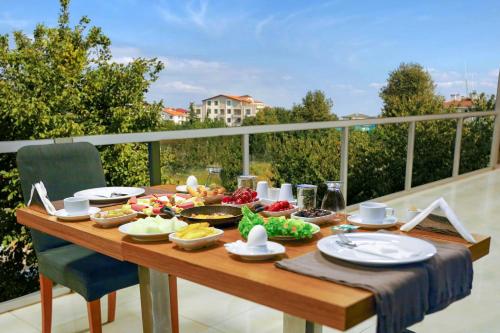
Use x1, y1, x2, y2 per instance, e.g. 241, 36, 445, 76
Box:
260, 200, 299, 217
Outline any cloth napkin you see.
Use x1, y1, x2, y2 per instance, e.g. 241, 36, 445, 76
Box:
276, 238, 473, 333
28, 182, 57, 215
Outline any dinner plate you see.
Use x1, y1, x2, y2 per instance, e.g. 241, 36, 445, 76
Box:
269, 222, 321, 241
55, 207, 100, 221
118, 220, 188, 242
317, 233, 436, 266
347, 214, 398, 229
224, 241, 285, 260
74, 187, 145, 202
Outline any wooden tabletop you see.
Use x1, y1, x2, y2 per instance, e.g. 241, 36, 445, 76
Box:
16, 188, 491, 331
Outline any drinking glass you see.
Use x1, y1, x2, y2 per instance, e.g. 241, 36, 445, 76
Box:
321, 181, 346, 222
205, 166, 222, 187
297, 184, 317, 209
237, 175, 257, 189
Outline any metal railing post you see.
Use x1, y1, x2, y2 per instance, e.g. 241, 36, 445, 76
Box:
340, 127, 349, 200
452, 118, 463, 177
489, 70, 500, 168
148, 141, 162, 186
242, 134, 250, 176
405, 121, 416, 191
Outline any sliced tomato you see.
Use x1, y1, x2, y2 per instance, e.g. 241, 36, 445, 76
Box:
128, 196, 137, 204
131, 204, 147, 211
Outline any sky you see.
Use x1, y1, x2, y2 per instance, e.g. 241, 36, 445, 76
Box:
0, 0, 499, 116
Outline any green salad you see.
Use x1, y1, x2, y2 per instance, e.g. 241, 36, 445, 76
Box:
238, 206, 316, 240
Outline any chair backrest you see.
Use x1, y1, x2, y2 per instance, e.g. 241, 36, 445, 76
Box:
16, 142, 107, 253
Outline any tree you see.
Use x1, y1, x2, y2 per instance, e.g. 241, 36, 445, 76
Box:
187, 102, 198, 124
291, 90, 337, 122
0, 0, 165, 301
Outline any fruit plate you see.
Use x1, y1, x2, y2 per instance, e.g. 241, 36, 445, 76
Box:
90, 211, 137, 228
221, 200, 260, 209
118, 220, 188, 242
269, 222, 321, 241
169, 229, 224, 250
180, 205, 243, 227
291, 211, 335, 225
260, 206, 299, 217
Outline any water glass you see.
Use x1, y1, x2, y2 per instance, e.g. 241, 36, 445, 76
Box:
237, 175, 257, 189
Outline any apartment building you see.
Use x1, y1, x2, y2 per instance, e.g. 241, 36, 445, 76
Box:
194, 94, 265, 126
161, 107, 188, 124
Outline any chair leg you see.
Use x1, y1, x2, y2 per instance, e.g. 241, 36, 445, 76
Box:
107, 292, 116, 323
169, 275, 179, 333
87, 299, 102, 333
39, 274, 53, 333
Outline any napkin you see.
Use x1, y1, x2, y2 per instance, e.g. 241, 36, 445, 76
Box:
353, 241, 418, 260
399, 197, 476, 243
28, 181, 57, 216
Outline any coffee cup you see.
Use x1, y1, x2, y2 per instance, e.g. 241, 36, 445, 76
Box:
268, 188, 280, 201
360, 202, 394, 224
256, 181, 269, 200
63, 197, 90, 215
279, 183, 293, 201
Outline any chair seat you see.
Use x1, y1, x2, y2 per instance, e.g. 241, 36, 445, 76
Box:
38, 244, 138, 301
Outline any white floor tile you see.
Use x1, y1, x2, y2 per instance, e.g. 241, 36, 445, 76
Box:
0, 312, 39, 333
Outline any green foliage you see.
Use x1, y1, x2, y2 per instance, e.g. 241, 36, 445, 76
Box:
291, 90, 336, 122
0, 0, 164, 302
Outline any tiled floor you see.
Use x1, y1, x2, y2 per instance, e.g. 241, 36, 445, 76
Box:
2, 169, 499, 333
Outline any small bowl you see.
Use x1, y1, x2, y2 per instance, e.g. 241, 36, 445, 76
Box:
90, 211, 137, 228
291, 210, 335, 225
169, 229, 224, 250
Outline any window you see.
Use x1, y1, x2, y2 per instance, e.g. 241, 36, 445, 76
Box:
227, 100, 232, 106
214, 100, 219, 106
227, 118, 231, 123
220, 109, 225, 115
246, 109, 251, 115
227, 109, 231, 114
214, 109, 218, 114
236, 117, 241, 123
207, 109, 211, 115
207, 101, 211, 106
196, 109, 201, 114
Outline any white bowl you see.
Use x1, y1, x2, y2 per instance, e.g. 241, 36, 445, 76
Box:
260, 206, 299, 217
291, 210, 335, 225
169, 229, 224, 250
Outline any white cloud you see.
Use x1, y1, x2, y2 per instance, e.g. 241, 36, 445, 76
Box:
369, 82, 384, 89
157, 81, 207, 94
0, 12, 29, 29
110, 46, 142, 64
255, 15, 274, 37
488, 69, 499, 77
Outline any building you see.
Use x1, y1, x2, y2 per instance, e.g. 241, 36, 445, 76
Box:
444, 94, 474, 112
161, 107, 188, 124
195, 94, 265, 126
341, 112, 375, 132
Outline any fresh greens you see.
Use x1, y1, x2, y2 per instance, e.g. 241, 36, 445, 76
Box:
238, 206, 315, 239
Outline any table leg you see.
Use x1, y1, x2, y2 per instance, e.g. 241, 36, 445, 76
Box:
138, 266, 172, 333
283, 313, 322, 333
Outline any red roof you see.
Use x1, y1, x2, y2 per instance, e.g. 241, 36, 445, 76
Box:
202, 94, 263, 104
163, 107, 188, 116
444, 98, 473, 109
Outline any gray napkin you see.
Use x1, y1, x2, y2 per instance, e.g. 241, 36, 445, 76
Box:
275, 239, 472, 333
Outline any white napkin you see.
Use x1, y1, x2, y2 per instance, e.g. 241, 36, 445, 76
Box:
399, 197, 476, 244
27, 181, 57, 216
354, 241, 418, 260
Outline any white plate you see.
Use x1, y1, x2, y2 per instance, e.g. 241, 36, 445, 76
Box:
74, 187, 145, 202
260, 206, 299, 217
176, 185, 188, 193
224, 241, 285, 260
90, 211, 137, 228
347, 214, 398, 229
317, 233, 437, 266
291, 210, 335, 225
55, 207, 101, 221
169, 229, 224, 250
269, 222, 321, 241
118, 220, 188, 241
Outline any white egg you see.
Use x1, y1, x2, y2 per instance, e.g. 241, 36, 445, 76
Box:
186, 175, 198, 187
247, 225, 268, 247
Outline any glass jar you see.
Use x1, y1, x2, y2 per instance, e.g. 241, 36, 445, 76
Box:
205, 166, 223, 188
321, 181, 346, 222
297, 184, 317, 209
237, 175, 257, 189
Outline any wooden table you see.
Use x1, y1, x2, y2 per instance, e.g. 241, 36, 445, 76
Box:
16, 194, 490, 333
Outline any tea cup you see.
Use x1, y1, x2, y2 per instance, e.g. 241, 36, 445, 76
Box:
63, 197, 90, 215
279, 183, 294, 201
256, 181, 269, 200
360, 202, 394, 224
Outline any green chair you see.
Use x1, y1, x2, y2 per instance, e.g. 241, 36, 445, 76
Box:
17, 142, 138, 333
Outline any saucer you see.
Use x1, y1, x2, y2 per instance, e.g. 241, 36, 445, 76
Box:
55, 207, 101, 221
224, 241, 285, 261
347, 214, 398, 229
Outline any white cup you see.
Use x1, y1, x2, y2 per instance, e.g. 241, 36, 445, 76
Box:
279, 183, 294, 201
63, 197, 89, 215
256, 181, 269, 200
268, 188, 281, 201
360, 202, 394, 224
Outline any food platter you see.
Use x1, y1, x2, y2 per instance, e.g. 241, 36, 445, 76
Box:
180, 205, 243, 226
269, 222, 321, 241
90, 208, 137, 228
291, 209, 335, 225
118, 216, 187, 241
